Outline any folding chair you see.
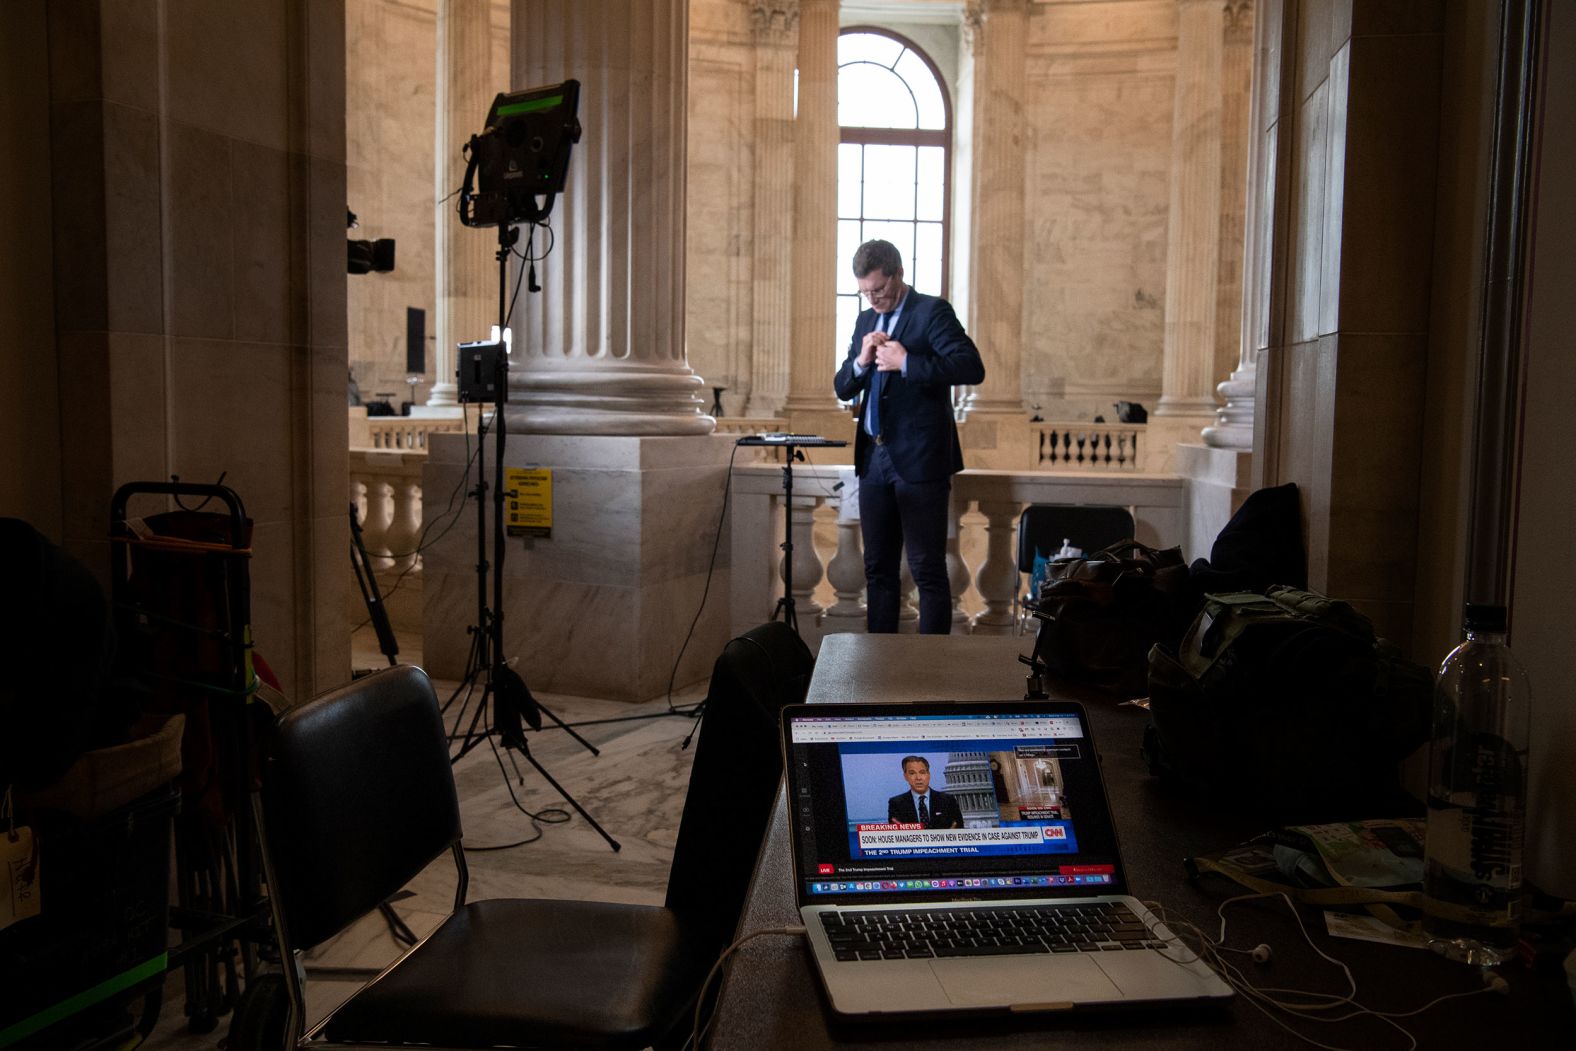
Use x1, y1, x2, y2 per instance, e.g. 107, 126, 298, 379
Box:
1013, 504, 1135, 633
240, 622, 811, 1050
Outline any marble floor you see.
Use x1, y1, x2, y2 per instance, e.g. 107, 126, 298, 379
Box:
138, 626, 706, 1050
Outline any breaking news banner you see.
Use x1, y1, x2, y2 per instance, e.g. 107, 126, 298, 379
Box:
851, 821, 1078, 858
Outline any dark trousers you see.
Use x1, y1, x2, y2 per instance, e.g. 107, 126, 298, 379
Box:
859, 444, 952, 634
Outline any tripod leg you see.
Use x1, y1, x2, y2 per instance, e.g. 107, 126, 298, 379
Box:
514, 740, 622, 852
452, 682, 496, 762
533, 700, 601, 757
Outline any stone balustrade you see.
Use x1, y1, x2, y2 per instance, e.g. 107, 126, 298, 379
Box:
368, 416, 466, 451
348, 428, 1192, 665
727, 462, 1187, 647
1032, 421, 1145, 471
349, 449, 426, 573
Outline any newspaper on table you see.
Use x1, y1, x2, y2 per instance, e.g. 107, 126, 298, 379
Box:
1187, 819, 1427, 934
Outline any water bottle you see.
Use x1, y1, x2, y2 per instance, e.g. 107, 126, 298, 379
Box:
1421, 603, 1530, 965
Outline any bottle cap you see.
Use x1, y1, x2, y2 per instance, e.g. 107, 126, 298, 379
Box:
1464, 603, 1507, 633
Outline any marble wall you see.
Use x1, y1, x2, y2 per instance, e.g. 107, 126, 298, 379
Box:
420, 432, 738, 700
346, 0, 438, 406
344, 0, 510, 409
1022, 1, 1177, 420
0, 1, 61, 535
687, 0, 757, 417
1249, 0, 1444, 648
19, 0, 353, 699
343, 0, 1235, 437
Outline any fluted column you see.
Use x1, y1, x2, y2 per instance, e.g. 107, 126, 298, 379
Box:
506, 0, 712, 434
1155, 0, 1227, 420
430, 0, 494, 408
965, 0, 1029, 415
784, 0, 839, 413
747, 2, 799, 417
1204, 0, 1258, 448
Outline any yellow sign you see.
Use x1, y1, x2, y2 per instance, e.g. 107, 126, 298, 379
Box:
505, 467, 553, 538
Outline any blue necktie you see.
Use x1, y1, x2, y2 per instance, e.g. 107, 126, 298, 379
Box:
867, 313, 888, 437
917, 794, 929, 826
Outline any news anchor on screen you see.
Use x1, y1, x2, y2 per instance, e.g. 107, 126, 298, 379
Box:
887, 756, 963, 829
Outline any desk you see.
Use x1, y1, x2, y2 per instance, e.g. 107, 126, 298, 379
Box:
709, 634, 1572, 1049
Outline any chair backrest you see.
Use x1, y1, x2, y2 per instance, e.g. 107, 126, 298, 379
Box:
664, 621, 813, 951
262, 665, 460, 952
1015, 504, 1136, 574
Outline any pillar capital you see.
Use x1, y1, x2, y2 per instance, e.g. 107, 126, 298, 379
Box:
1224, 1, 1254, 30
751, 1, 799, 43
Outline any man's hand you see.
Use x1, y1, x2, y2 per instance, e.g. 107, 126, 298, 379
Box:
875, 340, 907, 372
858, 329, 888, 368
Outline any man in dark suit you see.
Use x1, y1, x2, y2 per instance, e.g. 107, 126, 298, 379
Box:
887, 755, 964, 829
833, 240, 985, 634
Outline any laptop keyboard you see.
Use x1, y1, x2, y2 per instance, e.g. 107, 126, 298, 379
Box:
818, 901, 1168, 961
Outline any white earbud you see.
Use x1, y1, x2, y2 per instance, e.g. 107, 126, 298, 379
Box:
1250, 943, 1273, 965
1482, 972, 1509, 995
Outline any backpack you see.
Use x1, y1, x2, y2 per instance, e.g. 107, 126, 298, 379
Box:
1023, 541, 1194, 698
1142, 586, 1431, 822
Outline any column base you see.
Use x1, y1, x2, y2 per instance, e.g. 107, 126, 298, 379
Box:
421, 432, 738, 701
506, 361, 715, 435
1175, 442, 1253, 562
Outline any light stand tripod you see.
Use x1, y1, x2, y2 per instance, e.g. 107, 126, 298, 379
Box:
443, 218, 619, 853
733, 435, 847, 635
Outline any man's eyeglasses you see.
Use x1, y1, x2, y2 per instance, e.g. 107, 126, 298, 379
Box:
859, 275, 897, 300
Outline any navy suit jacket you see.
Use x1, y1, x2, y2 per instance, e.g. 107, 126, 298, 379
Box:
832, 290, 984, 483
887, 788, 964, 829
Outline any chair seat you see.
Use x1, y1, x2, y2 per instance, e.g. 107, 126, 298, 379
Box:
322, 898, 711, 1050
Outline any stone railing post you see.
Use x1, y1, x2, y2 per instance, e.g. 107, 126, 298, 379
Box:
947, 495, 974, 632
384, 475, 422, 572
822, 471, 867, 633
972, 500, 1020, 633
359, 474, 395, 570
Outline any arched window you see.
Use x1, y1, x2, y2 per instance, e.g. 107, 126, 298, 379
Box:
835, 29, 951, 364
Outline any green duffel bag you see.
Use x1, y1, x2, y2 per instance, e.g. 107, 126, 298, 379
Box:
1142, 586, 1431, 822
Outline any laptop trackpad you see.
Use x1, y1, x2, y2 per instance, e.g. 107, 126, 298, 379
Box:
931, 956, 1122, 1008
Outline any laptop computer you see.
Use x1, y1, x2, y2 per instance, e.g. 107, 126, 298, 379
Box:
781, 699, 1234, 1017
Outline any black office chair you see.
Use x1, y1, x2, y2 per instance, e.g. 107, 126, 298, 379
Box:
241, 622, 812, 1051
1013, 504, 1136, 633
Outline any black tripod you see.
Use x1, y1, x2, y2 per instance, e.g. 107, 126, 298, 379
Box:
444, 219, 619, 853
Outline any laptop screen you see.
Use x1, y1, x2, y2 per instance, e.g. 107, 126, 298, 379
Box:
783, 701, 1126, 905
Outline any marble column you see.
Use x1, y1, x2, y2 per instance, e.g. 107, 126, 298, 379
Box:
959, 0, 1034, 467
429, 0, 492, 410
784, 0, 841, 422
746, 2, 799, 418
506, 0, 712, 434
965, 0, 1027, 415
1155, 0, 1227, 422
1203, 0, 1257, 449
